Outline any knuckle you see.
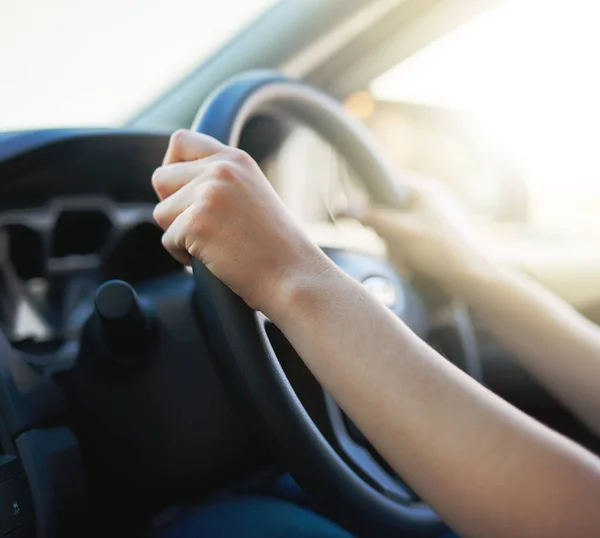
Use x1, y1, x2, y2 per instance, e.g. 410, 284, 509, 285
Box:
201, 181, 230, 209
170, 129, 189, 149
160, 231, 173, 250
188, 203, 212, 237
211, 161, 237, 181
152, 202, 168, 228
151, 166, 165, 191
230, 148, 253, 166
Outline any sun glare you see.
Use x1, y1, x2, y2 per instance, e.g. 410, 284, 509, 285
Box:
372, 0, 600, 226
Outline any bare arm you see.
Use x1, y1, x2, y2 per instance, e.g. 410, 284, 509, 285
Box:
152, 131, 600, 538
457, 266, 600, 436
269, 263, 600, 538
355, 176, 600, 437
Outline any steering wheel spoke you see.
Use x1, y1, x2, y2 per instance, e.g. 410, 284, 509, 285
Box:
323, 393, 415, 505
257, 311, 416, 506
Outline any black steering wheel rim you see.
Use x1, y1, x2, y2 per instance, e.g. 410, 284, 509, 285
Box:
191, 71, 446, 536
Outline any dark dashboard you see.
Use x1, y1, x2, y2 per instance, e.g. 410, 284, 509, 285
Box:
0, 130, 167, 210
0, 130, 222, 536
0, 131, 185, 358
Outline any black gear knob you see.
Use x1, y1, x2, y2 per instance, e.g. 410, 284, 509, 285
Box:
94, 279, 154, 360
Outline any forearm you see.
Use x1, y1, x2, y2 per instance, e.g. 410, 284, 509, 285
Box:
456, 265, 600, 435
266, 262, 600, 538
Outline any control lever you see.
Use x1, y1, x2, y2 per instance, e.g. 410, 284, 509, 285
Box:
94, 279, 155, 362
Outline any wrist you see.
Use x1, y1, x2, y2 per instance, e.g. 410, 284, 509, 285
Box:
262, 251, 342, 325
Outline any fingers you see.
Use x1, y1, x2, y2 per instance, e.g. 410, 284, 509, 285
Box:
155, 130, 249, 202
153, 178, 196, 230
153, 136, 262, 268
160, 206, 195, 266
162, 129, 224, 165
154, 175, 224, 231
154, 129, 225, 202
154, 157, 243, 262
152, 161, 202, 201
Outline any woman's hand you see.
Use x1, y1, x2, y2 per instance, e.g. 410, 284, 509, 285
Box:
152, 129, 331, 313
346, 175, 494, 290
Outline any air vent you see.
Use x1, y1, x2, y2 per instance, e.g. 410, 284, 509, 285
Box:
3, 225, 44, 279
53, 210, 112, 257
103, 222, 181, 284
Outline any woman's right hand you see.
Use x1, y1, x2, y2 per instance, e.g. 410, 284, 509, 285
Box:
345, 175, 494, 290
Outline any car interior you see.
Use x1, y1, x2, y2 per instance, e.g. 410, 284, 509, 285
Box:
1, 0, 600, 536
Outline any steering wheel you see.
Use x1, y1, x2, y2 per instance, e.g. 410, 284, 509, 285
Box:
191, 71, 450, 537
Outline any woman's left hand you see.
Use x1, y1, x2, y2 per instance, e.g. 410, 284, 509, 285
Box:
152, 129, 331, 313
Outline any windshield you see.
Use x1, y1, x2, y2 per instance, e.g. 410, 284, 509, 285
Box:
0, 0, 278, 131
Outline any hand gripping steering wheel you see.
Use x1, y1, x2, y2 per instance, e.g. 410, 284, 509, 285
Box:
191, 71, 448, 537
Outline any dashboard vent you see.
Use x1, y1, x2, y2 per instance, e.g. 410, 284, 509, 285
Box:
3, 225, 44, 279
103, 222, 181, 284
53, 210, 112, 257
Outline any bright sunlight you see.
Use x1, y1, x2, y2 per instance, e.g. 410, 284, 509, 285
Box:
372, 0, 600, 230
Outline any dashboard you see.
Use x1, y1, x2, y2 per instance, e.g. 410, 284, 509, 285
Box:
0, 198, 179, 345
0, 130, 189, 536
